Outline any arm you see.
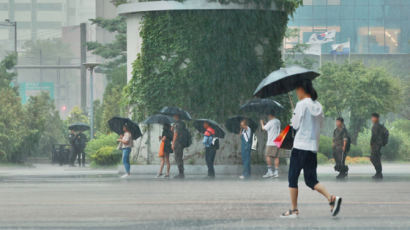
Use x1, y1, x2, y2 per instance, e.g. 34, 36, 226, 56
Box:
290, 104, 303, 130
260, 120, 266, 131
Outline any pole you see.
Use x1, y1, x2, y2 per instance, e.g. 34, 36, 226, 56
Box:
13, 21, 17, 54
80, 23, 87, 113
89, 67, 94, 140
348, 38, 351, 64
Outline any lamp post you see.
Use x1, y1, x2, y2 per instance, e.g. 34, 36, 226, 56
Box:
4, 19, 17, 54
83, 62, 100, 139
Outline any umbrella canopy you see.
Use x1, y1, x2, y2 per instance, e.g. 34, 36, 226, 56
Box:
108, 117, 142, 140
253, 65, 320, 98
239, 98, 284, 115
193, 119, 225, 138
159, 106, 192, 120
143, 114, 175, 125
225, 116, 258, 134
68, 123, 90, 132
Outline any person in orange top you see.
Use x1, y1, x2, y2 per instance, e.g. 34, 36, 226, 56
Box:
203, 122, 216, 178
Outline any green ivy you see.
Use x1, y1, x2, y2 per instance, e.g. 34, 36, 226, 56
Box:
127, 0, 302, 122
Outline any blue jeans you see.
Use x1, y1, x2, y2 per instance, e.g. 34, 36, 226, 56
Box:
122, 147, 131, 174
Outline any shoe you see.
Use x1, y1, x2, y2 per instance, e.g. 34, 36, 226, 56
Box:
262, 171, 274, 178
330, 196, 342, 217
173, 174, 185, 179
280, 209, 299, 219
273, 170, 279, 178
239, 175, 245, 180
336, 172, 348, 179
156, 174, 163, 178
372, 173, 383, 180
120, 174, 130, 178
164, 174, 170, 178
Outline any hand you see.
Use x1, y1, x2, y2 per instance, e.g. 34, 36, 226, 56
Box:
162, 136, 166, 141
342, 146, 346, 152
117, 139, 122, 142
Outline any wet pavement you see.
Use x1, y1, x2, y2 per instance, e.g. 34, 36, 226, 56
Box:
0, 165, 410, 230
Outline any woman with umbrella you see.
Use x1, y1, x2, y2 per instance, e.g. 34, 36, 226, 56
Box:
117, 124, 133, 178
157, 123, 173, 178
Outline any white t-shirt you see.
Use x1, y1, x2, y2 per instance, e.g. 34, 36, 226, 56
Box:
242, 126, 252, 143
291, 98, 324, 152
120, 131, 133, 148
264, 118, 281, 146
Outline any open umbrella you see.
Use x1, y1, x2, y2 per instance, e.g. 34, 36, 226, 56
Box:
159, 106, 192, 120
239, 98, 284, 115
143, 114, 175, 125
225, 116, 258, 134
253, 65, 320, 98
68, 123, 90, 132
193, 119, 225, 138
108, 117, 142, 140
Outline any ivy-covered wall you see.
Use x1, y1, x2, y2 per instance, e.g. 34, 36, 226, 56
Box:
126, 0, 302, 122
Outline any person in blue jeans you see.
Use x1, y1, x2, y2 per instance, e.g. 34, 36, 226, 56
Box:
239, 119, 252, 179
118, 124, 133, 178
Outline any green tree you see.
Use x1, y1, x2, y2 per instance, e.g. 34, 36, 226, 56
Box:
0, 54, 17, 89
101, 86, 124, 133
67, 106, 89, 125
317, 61, 402, 143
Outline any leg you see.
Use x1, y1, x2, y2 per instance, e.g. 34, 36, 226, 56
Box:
265, 155, 272, 167
208, 147, 216, 177
289, 187, 299, 210
165, 154, 171, 176
174, 144, 184, 176
158, 157, 165, 175
122, 148, 131, 175
81, 151, 85, 166
370, 146, 382, 175
288, 149, 302, 210
244, 149, 251, 177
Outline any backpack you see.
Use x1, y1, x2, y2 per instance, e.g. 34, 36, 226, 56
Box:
345, 129, 351, 153
212, 137, 220, 150
179, 124, 192, 148
382, 126, 389, 146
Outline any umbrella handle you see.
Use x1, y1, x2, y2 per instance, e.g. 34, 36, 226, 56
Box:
288, 92, 295, 111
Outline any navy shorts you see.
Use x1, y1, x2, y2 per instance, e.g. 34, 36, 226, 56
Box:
288, 148, 319, 190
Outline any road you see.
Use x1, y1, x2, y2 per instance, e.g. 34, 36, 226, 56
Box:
0, 165, 410, 230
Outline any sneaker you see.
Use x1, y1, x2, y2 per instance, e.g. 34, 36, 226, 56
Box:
173, 174, 185, 179
280, 209, 299, 219
155, 174, 163, 178
272, 170, 279, 178
330, 196, 342, 217
372, 173, 383, 180
164, 174, 170, 178
262, 171, 274, 178
120, 174, 130, 179
239, 175, 247, 180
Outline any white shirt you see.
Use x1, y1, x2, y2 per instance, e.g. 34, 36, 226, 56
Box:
264, 118, 281, 146
242, 126, 251, 143
291, 98, 324, 152
120, 132, 133, 148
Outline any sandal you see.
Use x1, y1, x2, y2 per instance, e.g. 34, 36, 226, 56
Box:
329, 195, 342, 217
280, 209, 299, 218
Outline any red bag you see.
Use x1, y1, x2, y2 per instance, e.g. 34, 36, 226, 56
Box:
158, 141, 165, 157
274, 125, 295, 150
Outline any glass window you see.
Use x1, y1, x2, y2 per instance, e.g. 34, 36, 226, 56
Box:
357, 21, 369, 53
355, 6, 369, 20
369, 6, 384, 20
384, 5, 401, 20
341, 0, 355, 5
313, 0, 327, 5
327, 5, 340, 19
369, 26, 385, 54
356, 0, 369, 6
341, 6, 355, 18
369, 0, 384, 6
327, 0, 340, 5
313, 6, 327, 19
295, 5, 313, 19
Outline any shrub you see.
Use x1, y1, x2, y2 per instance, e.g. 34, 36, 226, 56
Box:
317, 152, 329, 164
382, 133, 402, 161
345, 156, 370, 164
90, 146, 122, 166
349, 145, 363, 157
319, 135, 333, 158
85, 133, 118, 157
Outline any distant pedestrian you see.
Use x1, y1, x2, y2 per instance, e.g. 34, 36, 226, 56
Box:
172, 114, 186, 179
77, 131, 87, 167
118, 124, 133, 178
260, 110, 281, 178
68, 130, 78, 166
239, 119, 252, 180
281, 80, 342, 218
370, 113, 389, 180
157, 124, 173, 178
203, 121, 216, 179
332, 117, 350, 179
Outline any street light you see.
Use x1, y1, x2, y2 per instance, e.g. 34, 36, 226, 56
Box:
3, 19, 17, 54
83, 62, 100, 139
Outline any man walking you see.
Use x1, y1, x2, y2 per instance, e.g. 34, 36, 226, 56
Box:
332, 117, 349, 179
370, 113, 388, 179
172, 114, 186, 179
203, 121, 216, 179
239, 119, 252, 180
260, 110, 281, 178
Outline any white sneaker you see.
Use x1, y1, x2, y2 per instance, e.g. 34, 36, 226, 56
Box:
263, 171, 274, 178
280, 209, 299, 219
120, 174, 129, 178
239, 175, 245, 180
273, 170, 279, 178
155, 174, 163, 178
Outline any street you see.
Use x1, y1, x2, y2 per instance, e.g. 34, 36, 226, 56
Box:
1, 165, 410, 229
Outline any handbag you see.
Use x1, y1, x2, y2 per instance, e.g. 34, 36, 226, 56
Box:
158, 141, 165, 157
274, 125, 295, 150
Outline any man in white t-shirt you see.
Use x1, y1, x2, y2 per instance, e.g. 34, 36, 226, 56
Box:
260, 110, 281, 178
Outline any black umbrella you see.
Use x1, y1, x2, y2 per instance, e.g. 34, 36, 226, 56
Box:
143, 114, 175, 125
225, 116, 258, 134
193, 119, 225, 138
239, 98, 284, 115
108, 117, 142, 140
159, 106, 192, 121
68, 123, 90, 132
253, 65, 320, 98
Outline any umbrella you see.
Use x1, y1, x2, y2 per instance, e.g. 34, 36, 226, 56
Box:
225, 116, 258, 134
239, 98, 284, 115
193, 119, 225, 138
253, 65, 320, 98
143, 114, 175, 125
108, 117, 142, 140
68, 123, 90, 132
159, 106, 192, 120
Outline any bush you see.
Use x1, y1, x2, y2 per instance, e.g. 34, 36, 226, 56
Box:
90, 146, 122, 166
382, 133, 402, 161
349, 144, 363, 157
317, 152, 329, 164
85, 133, 118, 157
319, 135, 333, 158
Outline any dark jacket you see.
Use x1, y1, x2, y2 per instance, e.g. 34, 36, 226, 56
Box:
162, 129, 173, 154
371, 122, 384, 147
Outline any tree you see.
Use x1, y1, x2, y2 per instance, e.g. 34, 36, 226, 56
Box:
0, 54, 17, 89
316, 61, 402, 143
66, 106, 89, 125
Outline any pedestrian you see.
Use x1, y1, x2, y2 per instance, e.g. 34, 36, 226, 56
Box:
77, 131, 87, 167
172, 114, 186, 179
260, 110, 281, 178
239, 119, 252, 180
157, 123, 173, 178
281, 80, 342, 218
68, 130, 79, 166
203, 121, 216, 179
332, 117, 350, 179
370, 113, 388, 180
118, 124, 133, 178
